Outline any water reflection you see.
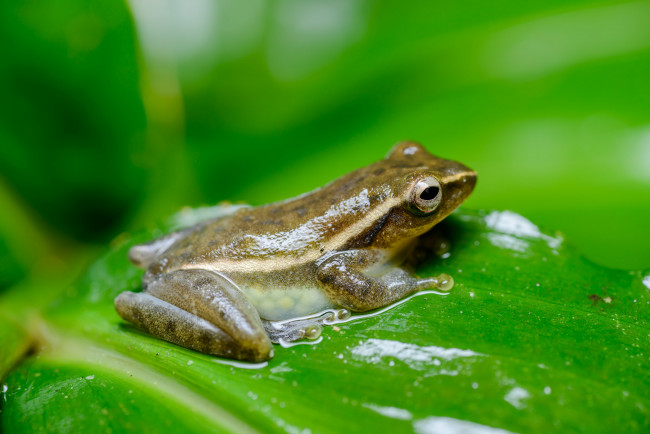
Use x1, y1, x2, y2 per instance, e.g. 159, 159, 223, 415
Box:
484, 211, 562, 254
503, 386, 531, 410
350, 338, 482, 373
362, 403, 413, 421
414, 416, 515, 434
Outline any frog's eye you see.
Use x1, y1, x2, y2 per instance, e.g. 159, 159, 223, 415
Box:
409, 176, 442, 214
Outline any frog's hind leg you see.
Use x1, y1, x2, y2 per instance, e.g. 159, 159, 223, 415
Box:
115, 269, 272, 362
115, 292, 243, 357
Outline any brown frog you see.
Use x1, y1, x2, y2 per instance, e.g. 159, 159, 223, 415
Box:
115, 142, 477, 362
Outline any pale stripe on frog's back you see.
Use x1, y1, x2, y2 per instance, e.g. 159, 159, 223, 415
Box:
177, 194, 402, 274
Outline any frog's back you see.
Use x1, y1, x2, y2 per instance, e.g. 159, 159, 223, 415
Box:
146, 190, 358, 276
143, 166, 392, 275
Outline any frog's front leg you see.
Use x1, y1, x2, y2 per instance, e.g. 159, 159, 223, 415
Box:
115, 269, 272, 362
316, 250, 448, 311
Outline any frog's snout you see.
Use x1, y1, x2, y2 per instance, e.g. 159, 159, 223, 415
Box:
441, 169, 477, 209
463, 170, 478, 190
445, 169, 477, 190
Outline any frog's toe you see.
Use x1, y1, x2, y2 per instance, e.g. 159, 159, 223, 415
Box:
303, 324, 322, 340
416, 273, 454, 291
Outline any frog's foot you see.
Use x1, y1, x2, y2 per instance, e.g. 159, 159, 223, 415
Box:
415, 273, 454, 292
115, 269, 272, 362
262, 317, 324, 344
262, 308, 352, 344
128, 228, 191, 268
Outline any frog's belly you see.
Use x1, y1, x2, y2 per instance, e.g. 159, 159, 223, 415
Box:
241, 286, 336, 321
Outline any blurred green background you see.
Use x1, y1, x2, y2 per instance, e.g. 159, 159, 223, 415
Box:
1, 0, 649, 294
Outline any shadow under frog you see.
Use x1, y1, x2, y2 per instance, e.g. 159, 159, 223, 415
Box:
114, 142, 477, 362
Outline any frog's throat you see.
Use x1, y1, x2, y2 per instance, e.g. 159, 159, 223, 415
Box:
179, 196, 404, 273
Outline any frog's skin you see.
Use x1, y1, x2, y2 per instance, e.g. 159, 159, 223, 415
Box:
115, 142, 476, 362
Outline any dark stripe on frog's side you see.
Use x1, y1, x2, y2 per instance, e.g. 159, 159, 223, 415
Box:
345, 213, 391, 248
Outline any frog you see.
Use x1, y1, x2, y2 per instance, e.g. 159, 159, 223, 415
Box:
114, 141, 476, 362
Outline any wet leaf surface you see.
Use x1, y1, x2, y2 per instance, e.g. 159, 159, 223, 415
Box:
2, 207, 648, 432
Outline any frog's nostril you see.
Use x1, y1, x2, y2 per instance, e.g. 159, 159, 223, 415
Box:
420, 186, 439, 201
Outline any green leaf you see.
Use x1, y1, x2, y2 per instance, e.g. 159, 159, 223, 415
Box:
0, 0, 147, 241
0, 315, 30, 381
2, 207, 648, 432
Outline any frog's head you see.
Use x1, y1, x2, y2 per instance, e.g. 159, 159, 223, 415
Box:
370, 141, 477, 246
